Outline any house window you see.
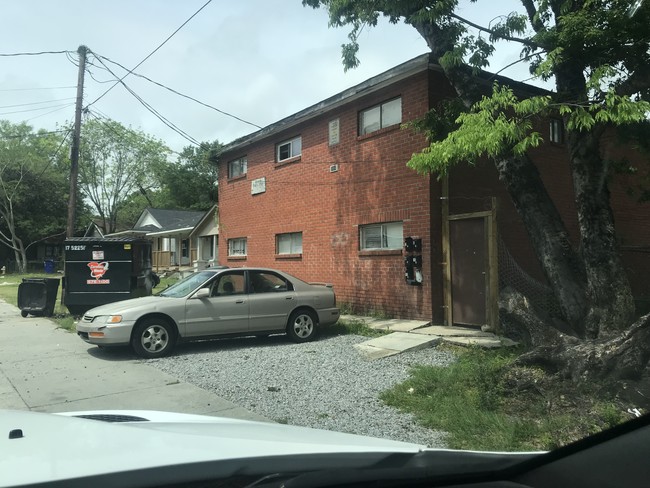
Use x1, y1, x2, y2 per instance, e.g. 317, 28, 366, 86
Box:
549, 119, 563, 144
359, 97, 402, 135
360, 222, 403, 250
277, 232, 303, 254
228, 157, 247, 178
228, 237, 247, 256
276, 136, 302, 162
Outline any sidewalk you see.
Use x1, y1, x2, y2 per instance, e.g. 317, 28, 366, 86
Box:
0, 300, 268, 421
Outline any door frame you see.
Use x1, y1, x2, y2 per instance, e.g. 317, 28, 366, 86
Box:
441, 176, 499, 332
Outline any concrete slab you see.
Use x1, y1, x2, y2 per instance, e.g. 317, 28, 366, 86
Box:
442, 336, 519, 348
353, 332, 441, 360
412, 325, 495, 337
339, 315, 429, 332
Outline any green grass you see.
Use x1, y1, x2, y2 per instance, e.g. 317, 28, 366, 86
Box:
380, 346, 629, 451
325, 316, 390, 338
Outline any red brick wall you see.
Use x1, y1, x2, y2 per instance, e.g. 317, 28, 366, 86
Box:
219, 66, 650, 321
219, 71, 443, 320
448, 124, 650, 311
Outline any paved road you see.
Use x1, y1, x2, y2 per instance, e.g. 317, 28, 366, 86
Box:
0, 299, 268, 421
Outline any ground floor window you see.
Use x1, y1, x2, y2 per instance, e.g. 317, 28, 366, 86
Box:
360, 222, 403, 250
276, 232, 302, 254
228, 237, 247, 256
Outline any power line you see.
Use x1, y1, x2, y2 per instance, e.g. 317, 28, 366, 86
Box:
93, 52, 263, 130
0, 97, 76, 109
0, 102, 75, 116
24, 103, 75, 122
0, 50, 72, 57
0, 129, 71, 140
85, 0, 214, 109
90, 56, 201, 146
37, 126, 74, 179
0, 86, 76, 92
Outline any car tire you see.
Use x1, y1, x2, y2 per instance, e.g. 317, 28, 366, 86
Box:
131, 317, 176, 359
287, 309, 317, 343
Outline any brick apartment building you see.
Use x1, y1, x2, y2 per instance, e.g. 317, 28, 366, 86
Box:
217, 53, 650, 326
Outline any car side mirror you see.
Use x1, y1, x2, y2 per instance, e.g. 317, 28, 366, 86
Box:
192, 288, 210, 299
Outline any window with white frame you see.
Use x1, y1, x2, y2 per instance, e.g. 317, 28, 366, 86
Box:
276, 136, 302, 162
359, 97, 402, 135
360, 222, 403, 250
276, 232, 303, 254
227, 237, 247, 256
228, 157, 247, 178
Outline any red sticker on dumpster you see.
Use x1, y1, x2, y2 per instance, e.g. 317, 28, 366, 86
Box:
87, 261, 110, 284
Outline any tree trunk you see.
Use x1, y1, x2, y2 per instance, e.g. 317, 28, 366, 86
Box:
501, 289, 650, 382
495, 155, 588, 336
566, 128, 635, 338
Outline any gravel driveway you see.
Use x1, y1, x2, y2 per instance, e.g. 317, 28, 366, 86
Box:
148, 333, 455, 448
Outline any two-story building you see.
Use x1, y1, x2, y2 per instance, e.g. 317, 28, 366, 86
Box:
217, 53, 650, 327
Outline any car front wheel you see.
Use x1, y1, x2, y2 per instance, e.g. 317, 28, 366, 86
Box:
287, 309, 317, 343
131, 318, 176, 358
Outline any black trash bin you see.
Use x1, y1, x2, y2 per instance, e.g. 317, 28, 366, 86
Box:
63, 237, 154, 316
17, 278, 60, 317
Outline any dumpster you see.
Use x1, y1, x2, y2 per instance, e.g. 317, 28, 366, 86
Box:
63, 237, 154, 316
18, 278, 60, 317
44, 259, 55, 274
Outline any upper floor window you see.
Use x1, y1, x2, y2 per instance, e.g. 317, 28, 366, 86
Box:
277, 232, 303, 254
276, 136, 302, 162
360, 222, 403, 250
549, 119, 564, 144
228, 157, 247, 178
228, 237, 247, 256
359, 97, 402, 135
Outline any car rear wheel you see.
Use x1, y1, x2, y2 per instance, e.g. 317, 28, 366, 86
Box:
287, 309, 317, 343
131, 318, 176, 358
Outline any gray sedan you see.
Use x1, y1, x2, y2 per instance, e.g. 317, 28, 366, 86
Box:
76, 267, 340, 358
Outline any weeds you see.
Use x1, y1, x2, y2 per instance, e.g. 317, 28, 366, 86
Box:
381, 346, 632, 451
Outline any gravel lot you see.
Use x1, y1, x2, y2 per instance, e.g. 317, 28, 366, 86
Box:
148, 333, 456, 448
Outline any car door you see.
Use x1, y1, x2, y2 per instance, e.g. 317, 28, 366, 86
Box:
184, 270, 249, 337
247, 270, 296, 332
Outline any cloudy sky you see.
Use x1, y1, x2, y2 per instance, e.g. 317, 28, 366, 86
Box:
0, 0, 531, 153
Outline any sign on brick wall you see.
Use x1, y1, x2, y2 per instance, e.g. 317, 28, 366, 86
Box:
251, 177, 266, 195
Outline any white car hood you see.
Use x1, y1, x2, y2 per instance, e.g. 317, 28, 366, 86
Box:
0, 410, 427, 487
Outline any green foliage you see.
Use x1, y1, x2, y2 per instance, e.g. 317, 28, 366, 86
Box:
155, 141, 221, 211
0, 121, 91, 259
79, 119, 171, 234
408, 85, 549, 175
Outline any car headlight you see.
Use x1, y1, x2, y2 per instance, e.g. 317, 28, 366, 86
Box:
107, 315, 123, 324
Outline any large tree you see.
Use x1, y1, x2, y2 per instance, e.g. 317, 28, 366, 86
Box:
117, 141, 221, 229
305, 0, 650, 381
0, 121, 87, 271
78, 119, 170, 234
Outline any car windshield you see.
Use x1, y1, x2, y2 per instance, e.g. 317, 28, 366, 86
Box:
158, 271, 215, 298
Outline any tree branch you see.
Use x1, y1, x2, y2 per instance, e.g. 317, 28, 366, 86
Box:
615, 68, 650, 97
449, 12, 539, 48
520, 0, 544, 33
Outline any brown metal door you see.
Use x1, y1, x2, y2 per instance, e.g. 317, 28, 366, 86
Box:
449, 217, 487, 327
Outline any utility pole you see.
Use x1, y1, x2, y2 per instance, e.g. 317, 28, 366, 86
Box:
66, 45, 87, 238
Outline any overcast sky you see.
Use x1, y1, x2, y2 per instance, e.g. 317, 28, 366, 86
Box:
0, 0, 532, 153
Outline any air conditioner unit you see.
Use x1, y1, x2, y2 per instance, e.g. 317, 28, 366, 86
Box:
329, 164, 339, 173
